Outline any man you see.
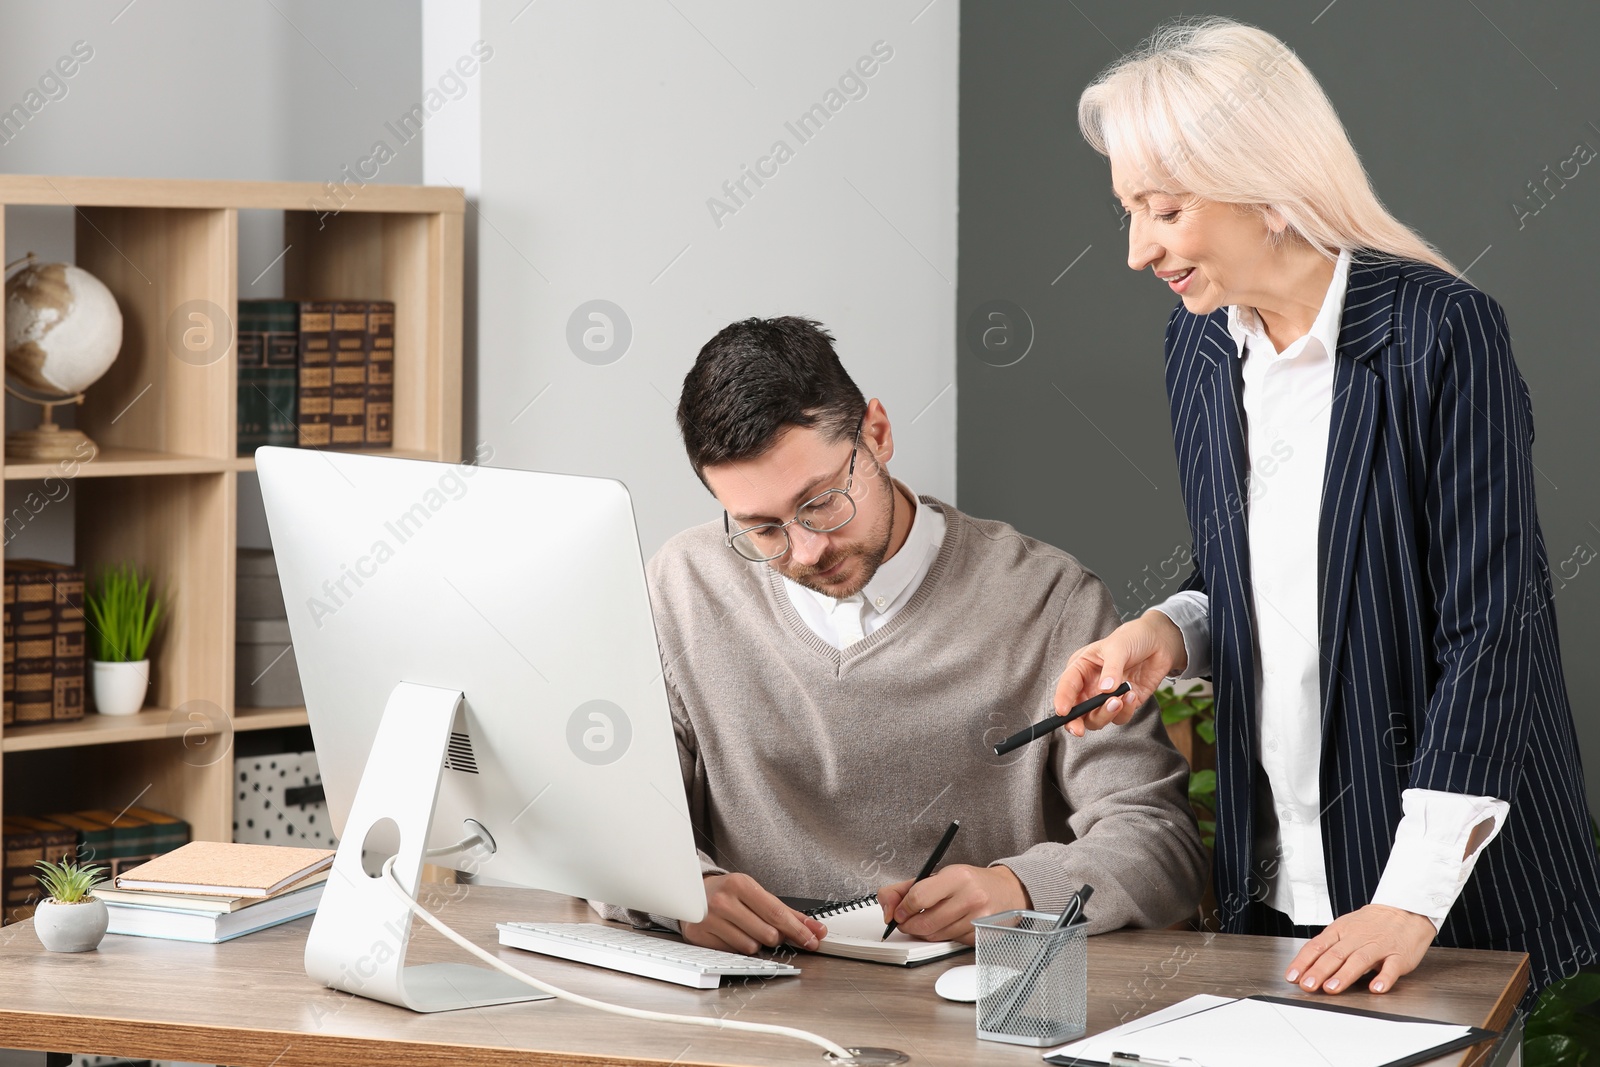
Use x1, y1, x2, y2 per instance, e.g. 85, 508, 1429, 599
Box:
604, 316, 1206, 954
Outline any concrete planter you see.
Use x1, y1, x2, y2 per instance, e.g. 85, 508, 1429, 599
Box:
34, 897, 109, 952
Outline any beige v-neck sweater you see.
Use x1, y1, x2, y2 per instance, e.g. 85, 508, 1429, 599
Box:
609, 498, 1206, 934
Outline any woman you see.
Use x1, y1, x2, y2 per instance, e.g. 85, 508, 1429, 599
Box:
1055, 17, 1599, 1005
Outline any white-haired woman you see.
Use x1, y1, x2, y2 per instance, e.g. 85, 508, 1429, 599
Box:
1054, 17, 1598, 1006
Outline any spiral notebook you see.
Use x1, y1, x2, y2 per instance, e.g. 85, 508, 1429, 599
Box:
780, 893, 971, 966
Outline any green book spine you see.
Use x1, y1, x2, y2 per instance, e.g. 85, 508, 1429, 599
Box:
237, 301, 269, 457
261, 301, 300, 447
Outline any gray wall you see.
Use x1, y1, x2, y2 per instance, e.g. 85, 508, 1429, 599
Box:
0, 0, 423, 555
957, 2, 1600, 814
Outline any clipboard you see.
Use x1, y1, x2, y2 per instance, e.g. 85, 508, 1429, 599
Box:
1044, 993, 1500, 1067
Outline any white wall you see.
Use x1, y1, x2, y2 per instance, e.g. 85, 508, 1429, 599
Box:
430, 0, 959, 555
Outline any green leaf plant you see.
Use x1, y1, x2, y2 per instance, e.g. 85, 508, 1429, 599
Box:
1156, 681, 1217, 850
34, 855, 108, 904
84, 563, 163, 663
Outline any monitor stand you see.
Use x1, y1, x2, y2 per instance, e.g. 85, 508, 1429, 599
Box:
303, 680, 550, 1012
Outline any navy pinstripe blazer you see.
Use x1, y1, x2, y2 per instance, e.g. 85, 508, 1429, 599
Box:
1163, 253, 1600, 985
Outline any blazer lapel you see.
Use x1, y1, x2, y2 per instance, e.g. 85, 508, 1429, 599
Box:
1196, 314, 1259, 859
1317, 258, 1400, 730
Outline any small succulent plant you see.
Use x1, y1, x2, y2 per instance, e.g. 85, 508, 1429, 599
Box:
34, 856, 108, 904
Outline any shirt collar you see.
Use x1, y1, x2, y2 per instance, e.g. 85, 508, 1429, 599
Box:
787, 480, 942, 616
857, 482, 941, 616
1226, 247, 1352, 363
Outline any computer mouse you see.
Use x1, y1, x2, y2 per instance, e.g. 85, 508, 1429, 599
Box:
934, 964, 979, 1002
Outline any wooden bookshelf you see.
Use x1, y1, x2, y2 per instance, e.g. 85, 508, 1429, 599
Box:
0, 175, 463, 850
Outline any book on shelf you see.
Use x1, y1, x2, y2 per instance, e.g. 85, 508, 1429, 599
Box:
9, 564, 54, 724
104, 880, 325, 943
2, 573, 13, 726
115, 840, 334, 897
2, 815, 78, 924
365, 300, 395, 446
237, 299, 300, 456
6, 561, 84, 723
94, 869, 326, 913
236, 317, 267, 455
121, 805, 192, 855
46, 810, 114, 863
69, 806, 191, 872
49, 564, 85, 721
296, 301, 335, 448
330, 301, 369, 448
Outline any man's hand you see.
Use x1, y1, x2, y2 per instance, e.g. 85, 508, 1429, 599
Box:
877, 865, 1030, 945
682, 873, 827, 955
1285, 904, 1436, 995
1053, 611, 1186, 736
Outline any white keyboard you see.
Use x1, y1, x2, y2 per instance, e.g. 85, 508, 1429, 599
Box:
497, 921, 802, 989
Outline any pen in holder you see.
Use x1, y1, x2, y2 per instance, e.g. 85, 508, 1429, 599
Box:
973, 899, 1090, 1046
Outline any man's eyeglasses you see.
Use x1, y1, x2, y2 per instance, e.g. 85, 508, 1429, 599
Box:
723, 418, 864, 563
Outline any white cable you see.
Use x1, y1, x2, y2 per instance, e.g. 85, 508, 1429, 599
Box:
381, 859, 854, 1060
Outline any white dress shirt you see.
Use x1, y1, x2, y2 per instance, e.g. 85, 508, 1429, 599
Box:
785, 482, 946, 650
1155, 247, 1509, 928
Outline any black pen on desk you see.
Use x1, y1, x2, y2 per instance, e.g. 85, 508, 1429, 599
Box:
992, 682, 1132, 756
882, 819, 960, 940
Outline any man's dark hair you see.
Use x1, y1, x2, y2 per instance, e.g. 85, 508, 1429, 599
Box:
677, 316, 867, 481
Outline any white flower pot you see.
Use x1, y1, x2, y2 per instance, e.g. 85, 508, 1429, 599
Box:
33, 897, 109, 952
92, 659, 150, 716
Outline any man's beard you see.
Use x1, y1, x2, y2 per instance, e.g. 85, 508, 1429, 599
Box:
780, 476, 895, 598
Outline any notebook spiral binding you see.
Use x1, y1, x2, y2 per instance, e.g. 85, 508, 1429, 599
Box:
803, 893, 880, 918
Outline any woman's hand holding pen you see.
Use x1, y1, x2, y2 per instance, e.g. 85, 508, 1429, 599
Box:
682, 873, 827, 955
877, 864, 1029, 945
1053, 611, 1188, 736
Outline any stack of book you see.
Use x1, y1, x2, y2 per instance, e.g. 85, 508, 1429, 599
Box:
2, 560, 86, 725
102, 840, 333, 943
237, 299, 395, 455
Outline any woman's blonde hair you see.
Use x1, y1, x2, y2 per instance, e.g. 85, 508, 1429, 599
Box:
1078, 17, 1455, 274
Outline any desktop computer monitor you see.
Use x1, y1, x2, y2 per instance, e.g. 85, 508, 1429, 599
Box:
256, 447, 709, 1012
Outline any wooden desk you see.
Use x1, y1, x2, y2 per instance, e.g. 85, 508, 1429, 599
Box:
0, 885, 1526, 1066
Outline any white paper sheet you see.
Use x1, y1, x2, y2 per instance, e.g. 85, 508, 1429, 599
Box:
1046, 994, 1476, 1067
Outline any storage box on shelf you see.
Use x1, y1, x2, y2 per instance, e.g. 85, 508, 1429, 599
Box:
0, 177, 462, 906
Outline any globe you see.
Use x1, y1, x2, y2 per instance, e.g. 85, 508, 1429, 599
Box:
5, 259, 123, 396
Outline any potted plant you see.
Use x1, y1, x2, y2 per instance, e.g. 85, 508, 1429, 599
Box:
32, 855, 109, 952
85, 562, 163, 716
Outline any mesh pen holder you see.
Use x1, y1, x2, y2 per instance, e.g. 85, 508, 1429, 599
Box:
972, 909, 1089, 1047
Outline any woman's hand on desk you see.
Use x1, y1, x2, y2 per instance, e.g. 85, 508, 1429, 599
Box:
1053, 611, 1187, 736
682, 873, 827, 955
878, 864, 1029, 945
1284, 904, 1436, 996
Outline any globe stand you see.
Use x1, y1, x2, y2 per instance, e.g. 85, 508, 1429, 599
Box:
3, 382, 97, 462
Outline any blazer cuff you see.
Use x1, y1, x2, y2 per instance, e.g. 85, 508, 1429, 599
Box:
1406, 748, 1519, 800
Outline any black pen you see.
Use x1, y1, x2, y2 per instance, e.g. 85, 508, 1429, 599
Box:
883, 819, 961, 940
992, 682, 1132, 756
